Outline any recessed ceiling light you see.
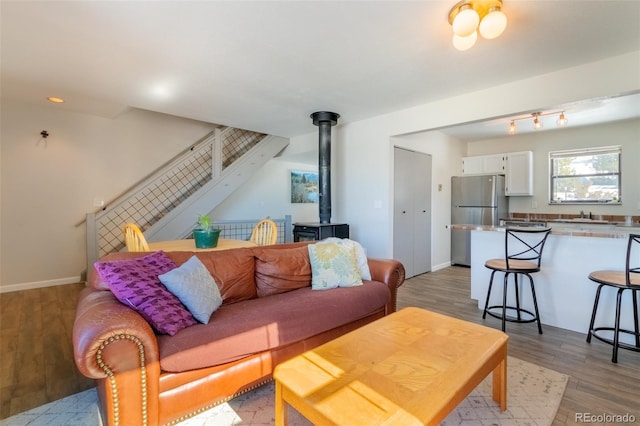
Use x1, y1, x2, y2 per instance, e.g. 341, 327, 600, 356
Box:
47, 97, 65, 103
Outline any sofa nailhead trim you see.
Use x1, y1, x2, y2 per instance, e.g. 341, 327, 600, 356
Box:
163, 379, 273, 426
96, 333, 148, 426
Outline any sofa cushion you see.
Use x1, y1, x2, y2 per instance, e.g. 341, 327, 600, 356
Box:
254, 245, 311, 297
158, 256, 223, 324
165, 249, 257, 305
94, 251, 197, 335
318, 238, 372, 280
157, 280, 390, 372
308, 242, 363, 290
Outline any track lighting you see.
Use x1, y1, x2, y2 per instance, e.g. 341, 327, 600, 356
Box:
507, 111, 569, 135
448, 0, 507, 51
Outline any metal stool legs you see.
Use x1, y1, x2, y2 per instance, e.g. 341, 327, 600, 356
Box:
587, 285, 640, 363
483, 270, 543, 334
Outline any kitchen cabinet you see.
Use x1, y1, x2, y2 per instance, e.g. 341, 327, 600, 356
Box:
505, 151, 533, 196
461, 154, 505, 175
462, 151, 533, 195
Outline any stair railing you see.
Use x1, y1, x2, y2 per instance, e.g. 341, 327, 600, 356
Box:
85, 127, 265, 266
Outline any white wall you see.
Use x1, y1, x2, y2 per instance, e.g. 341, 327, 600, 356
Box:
326, 51, 640, 260
1, 51, 638, 289
0, 103, 215, 290
466, 118, 640, 217
210, 158, 320, 223
210, 127, 321, 224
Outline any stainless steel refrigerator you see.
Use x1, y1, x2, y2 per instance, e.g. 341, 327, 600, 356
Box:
451, 175, 508, 266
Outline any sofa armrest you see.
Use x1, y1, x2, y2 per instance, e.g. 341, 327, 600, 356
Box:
367, 258, 406, 314
73, 287, 161, 425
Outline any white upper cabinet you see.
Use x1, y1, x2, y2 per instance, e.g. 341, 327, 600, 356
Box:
462, 151, 534, 196
461, 153, 505, 175
505, 151, 534, 196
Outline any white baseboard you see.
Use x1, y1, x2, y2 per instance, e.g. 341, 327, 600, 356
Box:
0, 276, 83, 293
431, 261, 452, 272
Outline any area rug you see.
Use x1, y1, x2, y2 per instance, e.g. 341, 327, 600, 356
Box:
1, 356, 568, 426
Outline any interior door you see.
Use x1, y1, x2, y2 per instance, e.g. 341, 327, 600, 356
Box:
394, 148, 414, 276
413, 151, 431, 275
393, 147, 432, 278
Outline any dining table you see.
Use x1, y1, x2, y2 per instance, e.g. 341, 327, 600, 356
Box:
147, 238, 257, 252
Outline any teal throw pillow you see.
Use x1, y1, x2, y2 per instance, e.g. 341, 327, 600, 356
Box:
158, 255, 223, 323
308, 242, 363, 290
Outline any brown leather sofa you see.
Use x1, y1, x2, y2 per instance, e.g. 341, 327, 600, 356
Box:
73, 242, 405, 426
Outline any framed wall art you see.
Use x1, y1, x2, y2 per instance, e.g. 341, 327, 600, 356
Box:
290, 170, 318, 203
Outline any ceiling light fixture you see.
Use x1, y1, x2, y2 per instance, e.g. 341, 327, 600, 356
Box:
47, 97, 65, 103
532, 113, 543, 130
556, 112, 568, 126
448, 0, 507, 51
507, 111, 570, 135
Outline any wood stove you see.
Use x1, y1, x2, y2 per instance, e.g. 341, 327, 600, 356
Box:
293, 222, 349, 242
293, 111, 349, 241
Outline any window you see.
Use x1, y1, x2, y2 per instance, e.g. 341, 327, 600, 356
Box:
549, 146, 621, 204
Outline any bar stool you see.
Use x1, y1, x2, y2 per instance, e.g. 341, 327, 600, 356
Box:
483, 228, 551, 333
586, 233, 640, 363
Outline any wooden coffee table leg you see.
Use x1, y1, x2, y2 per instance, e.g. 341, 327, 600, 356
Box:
275, 380, 287, 426
491, 355, 507, 411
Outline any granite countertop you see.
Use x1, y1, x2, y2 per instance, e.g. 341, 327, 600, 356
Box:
516, 218, 637, 226
504, 213, 638, 227
451, 224, 639, 239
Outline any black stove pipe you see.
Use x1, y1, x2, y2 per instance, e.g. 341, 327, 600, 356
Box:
311, 111, 340, 224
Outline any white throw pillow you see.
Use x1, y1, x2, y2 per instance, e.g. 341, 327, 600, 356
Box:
318, 238, 372, 280
308, 242, 363, 290
158, 255, 223, 323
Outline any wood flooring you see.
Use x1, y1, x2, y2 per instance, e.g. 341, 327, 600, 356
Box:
1, 267, 638, 424
0, 282, 94, 419
397, 266, 640, 426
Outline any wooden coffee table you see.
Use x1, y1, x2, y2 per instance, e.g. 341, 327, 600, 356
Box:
274, 307, 508, 425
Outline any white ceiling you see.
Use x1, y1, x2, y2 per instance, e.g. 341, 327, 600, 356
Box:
437, 91, 640, 141
1, 1, 639, 138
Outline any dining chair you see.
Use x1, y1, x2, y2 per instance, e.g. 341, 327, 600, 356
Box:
123, 223, 150, 252
249, 218, 278, 246
482, 227, 552, 334
587, 233, 640, 363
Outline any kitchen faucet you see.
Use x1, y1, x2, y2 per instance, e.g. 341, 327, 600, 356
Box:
580, 210, 593, 219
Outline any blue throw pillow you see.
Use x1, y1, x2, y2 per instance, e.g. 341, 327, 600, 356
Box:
159, 256, 223, 323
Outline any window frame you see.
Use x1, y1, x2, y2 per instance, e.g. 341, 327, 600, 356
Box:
549, 146, 622, 205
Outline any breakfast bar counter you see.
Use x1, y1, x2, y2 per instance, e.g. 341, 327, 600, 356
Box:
465, 225, 638, 342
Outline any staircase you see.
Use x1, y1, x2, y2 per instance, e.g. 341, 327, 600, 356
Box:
85, 127, 289, 270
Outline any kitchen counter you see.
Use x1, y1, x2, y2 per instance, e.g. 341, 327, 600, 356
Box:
468, 227, 636, 343
503, 213, 638, 227
451, 223, 640, 239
